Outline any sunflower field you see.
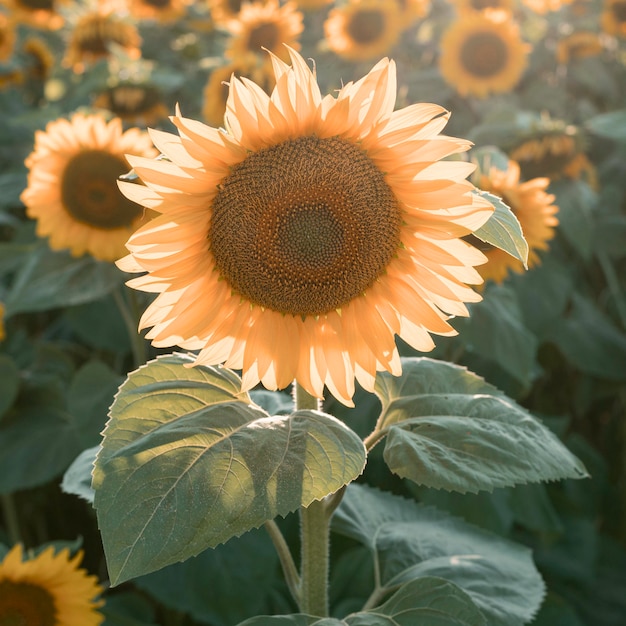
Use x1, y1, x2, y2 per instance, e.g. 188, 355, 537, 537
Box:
1, 0, 625, 624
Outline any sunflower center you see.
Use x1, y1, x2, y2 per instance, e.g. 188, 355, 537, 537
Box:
61, 150, 143, 229
247, 22, 280, 52
0, 581, 56, 626
210, 135, 402, 316
347, 10, 385, 44
460, 32, 508, 77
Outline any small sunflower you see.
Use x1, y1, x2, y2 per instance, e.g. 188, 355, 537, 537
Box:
0, 543, 104, 626
93, 83, 169, 126
323, 0, 404, 62
438, 10, 529, 98
224, 0, 303, 65
601, 0, 626, 37
0, 13, 16, 62
62, 10, 142, 74
126, 0, 189, 23
21, 113, 158, 262
556, 31, 603, 64
472, 159, 558, 284
118, 48, 493, 405
0, 0, 66, 30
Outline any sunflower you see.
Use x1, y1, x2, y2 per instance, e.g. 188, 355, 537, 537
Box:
323, 0, 404, 62
0, 544, 104, 626
472, 160, 558, 284
438, 11, 529, 98
93, 83, 169, 126
126, 0, 189, 23
0, 13, 16, 62
209, 0, 247, 24
453, 0, 515, 14
601, 0, 626, 37
21, 113, 158, 262
0, 0, 66, 30
21, 36, 56, 81
556, 31, 603, 64
117, 48, 493, 405
224, 0, 303, 66
62, 10, 142, 74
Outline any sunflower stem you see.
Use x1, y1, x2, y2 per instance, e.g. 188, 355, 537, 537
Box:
264, 520, 301, 606
1, 493, 22, 546
113, 286, 146, 368
295, 383, 329, 617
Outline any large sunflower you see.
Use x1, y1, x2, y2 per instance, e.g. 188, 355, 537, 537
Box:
438, 11, 529, 98
118, 48, 493, 405
0, 544, 104, 625
21, 113, 158, 262
473, 160, 558, 284
323, 0, 404, 62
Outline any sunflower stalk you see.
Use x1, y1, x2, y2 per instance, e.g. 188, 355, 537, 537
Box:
295, 383, 330, 617
264, 520, 301, 606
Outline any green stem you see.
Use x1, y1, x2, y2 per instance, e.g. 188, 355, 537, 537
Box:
1, 493, 22, 545
295, 383, 329, 617
264, 520, 301, 606
113, 287, 146, 368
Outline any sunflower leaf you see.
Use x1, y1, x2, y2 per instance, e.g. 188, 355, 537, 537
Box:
471, 190, 529, 267
373, 358, 588, 494
93, 354, 366, 585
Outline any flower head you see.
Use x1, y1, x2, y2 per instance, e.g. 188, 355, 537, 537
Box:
21, 113, 158, 262
118, 48, 493, 405
0, 544, 104, 626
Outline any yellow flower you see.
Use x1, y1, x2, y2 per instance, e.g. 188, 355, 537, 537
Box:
209, 0, 248, 24
474, 160, 558, 284
0, 0, 66, 30
22, 36, 56, 81
0, 13, 16, 62
323, 0, 404, 62
118, 48, 493, 405
453, 0, 515, 14
224, 0, 303, 65
93, 83, 170, 127
601, 0, 626, 37
21, 113, 158, 262
556, 31, 603, 64
0, 544, 104, 626
438, 11, 529, 98
62, 10, 142, 74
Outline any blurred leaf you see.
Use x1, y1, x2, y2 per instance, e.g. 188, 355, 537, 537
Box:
374, 358, 587, 494
0, 242, 38, 277
508, 483, 563, 534
135, 528, 282, 626
3, 243, 124, 316
333, 484, 544, 626
550, 180, 597, 260
585, 109, 626, 142
0, 355, 20, 421
61, 445, 98, 503
250, 389, 294, 416
238, 617, 344, 625
93, 354, 366, 585
547, 294, 626, 380
593, 212, 626, 259
472, 191, 528, 266
532, 593, 585, 626
102, 592, 159, 626
568, 57, 619, 102
0, 168, 27, 211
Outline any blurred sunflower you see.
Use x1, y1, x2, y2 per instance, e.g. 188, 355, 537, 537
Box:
323, 0, 403, 62
209, 0, 247, 24
0, 0, 66, 30
21, 113, 158, 262
224, 0, 303, 65
22, 36, 56, 81
438, 10, 529, 98
126, 0, 189, 22
556, 31, 603, 64
62, 10, 142, 74
93, 83, 169, 126
454, 0, 515, 14
520, 0, 572, 13
0, 544, 104, 625
117, 48, 493, 405
601, 0, 626, 37
472, 160, 558, 284
0, 13, 16, 62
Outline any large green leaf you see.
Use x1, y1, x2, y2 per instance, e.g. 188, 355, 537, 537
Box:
333, 484, 544, 626
3, 243, 124, 316
373, 358, 588, 493
585, 109, 626, 142
472, 190, 528, 265
93, 354, 366, 585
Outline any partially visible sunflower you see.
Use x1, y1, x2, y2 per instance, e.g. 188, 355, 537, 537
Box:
324, 0, 404, 62
62, 10, 142, 74
127, 0, 189, 23
209, 0, 247, 24
556, 31, 603, 64
472, 160, 558, 284
93, 83, 169, 126
601, 0, 626, 37
0, 544, 104, 626
0, 12, 16, 62
21, 113, 158, 262
454, 0, 515, 14
117, 48, 493, 405
224, 0, 303, 66
22, 36, 56, 81
0, 0, 66, 30
438, 10, 529, 98
520, 0, 572, 13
